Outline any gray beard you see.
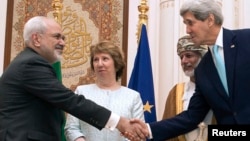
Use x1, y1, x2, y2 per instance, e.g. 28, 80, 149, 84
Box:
184, 70, 194, 77
183, 58, 201, 77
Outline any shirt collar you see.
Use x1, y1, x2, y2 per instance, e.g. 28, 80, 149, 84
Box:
215, 27, 223, 47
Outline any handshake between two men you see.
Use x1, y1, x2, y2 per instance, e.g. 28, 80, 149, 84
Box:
116, 117, 150, 141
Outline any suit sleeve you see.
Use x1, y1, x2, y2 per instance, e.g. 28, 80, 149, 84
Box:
149, 86, 209, 141
21, 58, 111, 130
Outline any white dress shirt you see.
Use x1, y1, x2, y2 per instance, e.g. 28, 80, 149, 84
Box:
210, 27, 224, 64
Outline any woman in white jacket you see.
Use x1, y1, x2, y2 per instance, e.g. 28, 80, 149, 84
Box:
64, 41, 145, 141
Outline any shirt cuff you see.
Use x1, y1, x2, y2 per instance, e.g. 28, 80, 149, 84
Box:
105, 112, 120, 130
146, 123, 153, 139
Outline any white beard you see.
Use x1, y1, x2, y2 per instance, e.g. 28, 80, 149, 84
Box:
52, 50, 62, 63
183, 58, 201, 77
184, 70, 194, 77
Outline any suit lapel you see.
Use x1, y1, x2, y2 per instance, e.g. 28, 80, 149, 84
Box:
205, 50, 228, 98
223, 28, 237, 97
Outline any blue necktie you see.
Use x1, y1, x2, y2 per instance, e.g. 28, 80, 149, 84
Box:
213, 45, 229, 95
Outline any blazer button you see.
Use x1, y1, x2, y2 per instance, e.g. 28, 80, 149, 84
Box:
233, 112, 237, 116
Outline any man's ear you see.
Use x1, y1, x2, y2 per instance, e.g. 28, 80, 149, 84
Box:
32, 33, 41, 47
207, 14, 215, 27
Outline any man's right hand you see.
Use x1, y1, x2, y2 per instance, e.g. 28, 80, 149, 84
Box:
116, 117, 149, 141
74, 136, 86, 141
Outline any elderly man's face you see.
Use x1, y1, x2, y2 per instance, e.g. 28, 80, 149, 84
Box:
179, 51, 201, 77
182, 11, 211, 46
37, 19, 65, 64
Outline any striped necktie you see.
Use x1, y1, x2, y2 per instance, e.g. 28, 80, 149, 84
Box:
213, 45, 229, 95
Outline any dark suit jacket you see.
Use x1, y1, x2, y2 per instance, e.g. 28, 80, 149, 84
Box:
0, 47, 111, 141
149, 28, 250, 141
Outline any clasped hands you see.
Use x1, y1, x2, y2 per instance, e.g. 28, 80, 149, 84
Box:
117, 117, 149, 141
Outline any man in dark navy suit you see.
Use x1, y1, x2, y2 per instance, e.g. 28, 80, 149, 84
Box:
129, 0, 250, 140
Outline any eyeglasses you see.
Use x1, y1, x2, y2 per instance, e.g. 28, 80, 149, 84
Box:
39, 32, 66, 41
48, 33, 66, 41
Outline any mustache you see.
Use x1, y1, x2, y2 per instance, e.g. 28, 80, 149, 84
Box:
183, 63, 192, 68
182, 58, 201, 68
55, 45, 64, 50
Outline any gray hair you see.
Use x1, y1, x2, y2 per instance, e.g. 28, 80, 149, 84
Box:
23, 16, 48, 45
180, 0, 223, 25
